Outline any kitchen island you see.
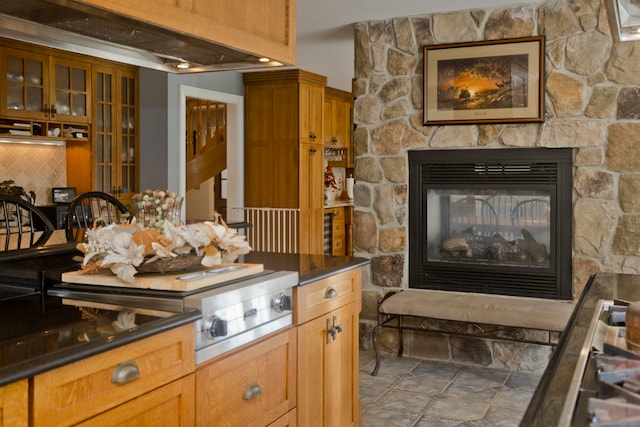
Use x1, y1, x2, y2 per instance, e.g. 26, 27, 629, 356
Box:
521, 273, 640, 426
0, 245, 368, 426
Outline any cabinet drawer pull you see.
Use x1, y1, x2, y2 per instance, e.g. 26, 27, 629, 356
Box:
111, 360, 140, 385
243, 382, 262, 400
324, 287, 338, 299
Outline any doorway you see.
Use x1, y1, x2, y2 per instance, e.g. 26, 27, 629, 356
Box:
177, 86, 244, 223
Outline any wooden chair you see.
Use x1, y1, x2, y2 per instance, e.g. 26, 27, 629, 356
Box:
511, 198, 551, 247
0, 194, 55, 251
449, 196, 498, 236
65, 191, 132, 242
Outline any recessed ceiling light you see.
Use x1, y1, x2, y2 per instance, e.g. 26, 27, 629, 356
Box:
176, 62, 190, 69
259, 57, 270, 63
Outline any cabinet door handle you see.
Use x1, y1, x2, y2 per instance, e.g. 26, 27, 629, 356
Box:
243, 382, 262, 400
326, 318, 335, 344
333, 315, 343, 334
326, 316, 343, 343
111, 360, 140, 385
324, 287, 338, 299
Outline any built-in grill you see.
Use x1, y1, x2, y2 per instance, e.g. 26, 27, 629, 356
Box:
48, 269, 298, 364
567, 300, 640, 426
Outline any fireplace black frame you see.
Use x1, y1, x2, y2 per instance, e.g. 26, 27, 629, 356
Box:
408, 148, 573, 300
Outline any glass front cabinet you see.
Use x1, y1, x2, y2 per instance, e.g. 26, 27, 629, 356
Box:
1, 47, 91, 123
93, 65, 138, 208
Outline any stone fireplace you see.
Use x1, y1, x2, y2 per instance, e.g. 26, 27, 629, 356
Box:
352, 0, 640, 370
408, 148, 573, 299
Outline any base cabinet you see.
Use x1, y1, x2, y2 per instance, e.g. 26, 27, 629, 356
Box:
294, 268, 362, 427
31, 323, 194, 427
75, 375, 195, 427
0, 380, 28, 427
195, 327, 297, 427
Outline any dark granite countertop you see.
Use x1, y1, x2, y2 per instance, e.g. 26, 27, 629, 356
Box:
521, 273, 640, 426
0, 293, 200, 387
238, 252, 370, 285
0, 248, 368, 388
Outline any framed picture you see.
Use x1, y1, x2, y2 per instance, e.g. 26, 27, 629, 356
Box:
423, 36, 545, 125
52, 187, 76, 204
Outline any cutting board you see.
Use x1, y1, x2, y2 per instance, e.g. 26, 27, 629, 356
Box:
60, 263, 264, 292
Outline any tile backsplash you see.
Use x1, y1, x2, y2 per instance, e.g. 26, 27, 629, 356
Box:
0, 143, 66, 205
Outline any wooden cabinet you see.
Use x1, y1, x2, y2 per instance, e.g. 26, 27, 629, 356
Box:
323, 88, 351, 149
325, 207, 346, 256
244, 70, 326, 254
76, 0, 295, 66
90, 65, 138, 207
75, 375, 195, 427
294, 268, 362, 427
31, 323, 194, 427
0, 39, 139, 204
269, 409, 297, 426
0, 380, 28, 427
0, 46, 91, 124
195, 327, 297, 427
324, 87, 353, 169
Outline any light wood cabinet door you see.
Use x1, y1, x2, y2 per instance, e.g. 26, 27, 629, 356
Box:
299, 83, 324, 144
1, 47, 49, 121
0, 380, 28, 427
32, 323, 194, 427
323, 94, 350, 149
91, 64, 139, 206
74, 375, 195, 427
295, 268, 362, 427
299, 141, 324, 254
269, 409, 296, 427
196, 327, 296, 427
0, 48, 91, 124
297, 302, 360, 427
49, 56, 91, 124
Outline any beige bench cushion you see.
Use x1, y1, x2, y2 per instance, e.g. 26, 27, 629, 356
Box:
379, 289, 575, 332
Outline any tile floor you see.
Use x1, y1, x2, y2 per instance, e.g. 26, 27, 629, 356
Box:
359, 350, 541, 427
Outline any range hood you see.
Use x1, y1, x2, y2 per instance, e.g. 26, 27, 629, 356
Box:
0, 0, 289, 72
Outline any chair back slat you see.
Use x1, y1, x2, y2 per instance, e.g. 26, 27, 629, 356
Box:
65, 192, 131, 242
0, 194, 55, 251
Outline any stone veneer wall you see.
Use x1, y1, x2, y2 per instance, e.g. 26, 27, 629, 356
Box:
353, 0, 640, 370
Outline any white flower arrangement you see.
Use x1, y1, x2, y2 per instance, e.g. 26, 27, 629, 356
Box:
76, 216, 251, 283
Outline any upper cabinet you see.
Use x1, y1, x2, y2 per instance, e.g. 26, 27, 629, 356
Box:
76, 0, 296, 66
324, 87, 353, 169
323, 87, 352, 149
1, 47, 91, 124
90, 65, 138, 206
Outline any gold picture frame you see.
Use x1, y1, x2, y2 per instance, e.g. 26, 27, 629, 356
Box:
423, 36, 545, 125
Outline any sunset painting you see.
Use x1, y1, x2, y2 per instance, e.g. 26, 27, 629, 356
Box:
436, 54, 529, 111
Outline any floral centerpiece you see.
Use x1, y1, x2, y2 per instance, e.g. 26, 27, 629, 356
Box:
75, 189, 251, 283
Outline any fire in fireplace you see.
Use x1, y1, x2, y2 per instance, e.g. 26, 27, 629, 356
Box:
408, 148, 573, 299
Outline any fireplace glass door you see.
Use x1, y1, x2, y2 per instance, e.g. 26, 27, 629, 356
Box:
426, 189, 551, 269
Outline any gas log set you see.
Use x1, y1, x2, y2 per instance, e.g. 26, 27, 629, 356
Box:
440, 226, 547, 266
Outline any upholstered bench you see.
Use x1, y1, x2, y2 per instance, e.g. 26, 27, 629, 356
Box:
371, 289, 575, 375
